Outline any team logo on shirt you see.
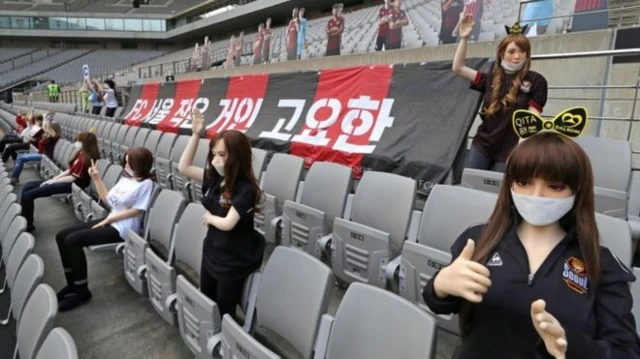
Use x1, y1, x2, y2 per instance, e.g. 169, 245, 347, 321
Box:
219, 193, 232, 209
520, 81, 531, 93
486, 252, 503, 267
562, 257, 589, 294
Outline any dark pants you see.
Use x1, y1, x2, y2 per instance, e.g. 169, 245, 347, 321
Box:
375, 35, 387, 51
105, 107, 116, 118
200, 266, 246, 321
2, 142, 29, 162
56, 219, 122, 287
91, 106, 102, 115
465, 145, 506, 172
0, 136, 22, 153
21, 180, 73, 226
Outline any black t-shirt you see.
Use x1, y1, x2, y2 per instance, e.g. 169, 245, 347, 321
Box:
201, 171, 264, 281
470, 69, 548, 162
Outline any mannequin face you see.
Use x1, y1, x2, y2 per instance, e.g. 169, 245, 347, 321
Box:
512, 178, 573, 199
502, 42, 527, 64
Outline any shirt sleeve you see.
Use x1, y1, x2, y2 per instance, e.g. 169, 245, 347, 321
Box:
556, 247, 640, 359
422, 224, 485, 314
131, 179, 154, 211
231, 181, 255, 219
69, 154, 86, 178
470, 71, 488, 93
527, 72, 548, 113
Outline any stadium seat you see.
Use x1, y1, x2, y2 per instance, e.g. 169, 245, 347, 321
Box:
155, 133, 178, 189
219, 314, 280, 359
596, 212, 633, 268
239, 246, 331, 358
189, 138, 210, 202
254, 153, 304, 244
35, 328, 79, 359
0, 233, 34, 312
123, 189, 185, 296
326, 171, 415, 288
281, 161, 352, 259
80, 164, 122, 223
313, 282, 437, 359
460, 168, 503, 194
14, 283, 57, 359
395, 185, 497, 334
168, 136, 191, 197
71, 158, 110, 222
153, 203, 208, 325
120, 125, 139, 160
251, 148, 267, 181
3, 254, 44, 328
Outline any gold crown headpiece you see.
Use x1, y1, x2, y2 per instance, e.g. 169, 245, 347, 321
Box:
505, 21, 528, 35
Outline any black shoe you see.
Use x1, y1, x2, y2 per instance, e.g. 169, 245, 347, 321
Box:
58, 290, 92, 312
56, 286, 75, 301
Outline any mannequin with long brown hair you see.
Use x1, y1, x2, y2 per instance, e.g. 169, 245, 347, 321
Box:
453, 16, 548, 172
423, 131, 640, 358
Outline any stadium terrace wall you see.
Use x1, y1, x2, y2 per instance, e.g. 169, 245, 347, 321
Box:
120, 59, 490, 193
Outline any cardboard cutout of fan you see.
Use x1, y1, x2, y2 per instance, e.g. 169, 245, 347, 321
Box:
513, 107, 588, 139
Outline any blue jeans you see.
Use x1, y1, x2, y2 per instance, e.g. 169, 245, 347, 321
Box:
21, 180, 72, 227
465, 145, 506, 172
11, 153, 42, 178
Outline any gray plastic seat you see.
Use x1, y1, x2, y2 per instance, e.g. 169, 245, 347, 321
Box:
98, 122, 115, 159
254, 153, 304, 244
151, 203, 207, 325
35, 328, 78, 359
460, 168, 503, 194
0, 233, 34, 303
87, 164, 123, 222
328, 171, 415, 288
397, 185, 497, 334
190, 138, 210, 202
252, 148, 267, 181
105, 123, 122, 163
14, 283, 57, 359
576, 137, 631, 218
124, 189, 186, 296
155, 133, 178, 189
132, 127, 151, 149
281, 161, 352, 259
169, 135, 193, 199
6, 254, 44, 328
2, 216, 28, 272
143, 130, 163, 156
314, 282, 437, 359
596, 212, 633, 268
120, 126, 138, 161
72, 158, 110, 222
220, 314, 280, 359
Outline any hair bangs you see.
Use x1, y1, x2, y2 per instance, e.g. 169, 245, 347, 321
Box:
506, 133, 582, 191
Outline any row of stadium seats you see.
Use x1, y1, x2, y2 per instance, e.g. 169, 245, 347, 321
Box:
2, 101, 639, 359
0, 167, 78, 358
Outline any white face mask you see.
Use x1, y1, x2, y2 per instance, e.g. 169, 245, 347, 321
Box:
212, 161, 224, 176
74, 141, 82, 149
511, 190, 575, 227
500, 60, 525, 74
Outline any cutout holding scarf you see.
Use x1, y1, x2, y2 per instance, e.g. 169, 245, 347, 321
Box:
512, 107, 589, 139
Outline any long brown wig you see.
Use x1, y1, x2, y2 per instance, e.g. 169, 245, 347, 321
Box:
460, 132, 600, 334
485, 34, 532, 118
206, 130, 263, 210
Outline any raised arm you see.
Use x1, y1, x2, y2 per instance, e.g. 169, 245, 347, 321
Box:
178, 109, 205, 182
452, 14, 479, 82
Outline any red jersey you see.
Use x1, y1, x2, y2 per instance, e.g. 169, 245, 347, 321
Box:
464, 0, 482, 19
388, 9, 407, 45
378, 6, 393, 36
326, 16, 345, 51
287, 19, 298, 50
575, 0, 603, 11
15, 115, 26, 133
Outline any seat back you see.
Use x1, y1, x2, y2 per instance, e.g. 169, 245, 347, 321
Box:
12, 254, 45, 326
418, 185, 497, 250
147, 190, 187, 261
575, 137, 631, 192
2, 216, 28, 264
596, 213, 633, 267
102, 165, 123, 192
5, 233, 35, 290
174, 203, 208, 285
326, 282, 436, 359
300, 161, 352, 224
155, 133, 177, 188
132, 127, 151, 148
263, 153, 304, 207
35, 328, 78, 359
190, 138, 210, 201
256, 246, 332, 358
143, 129, 163, 155
460, 168, 503, 194
16, 284, 57, 359
0, 203, 22, 240
169, 136, 193, 197
221, 314, 280, 359
252, 148, 267, 180
351, 171, 415, 257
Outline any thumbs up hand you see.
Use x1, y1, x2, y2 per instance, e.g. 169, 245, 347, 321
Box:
531, 299, 567, 359
433, 239, 492, 303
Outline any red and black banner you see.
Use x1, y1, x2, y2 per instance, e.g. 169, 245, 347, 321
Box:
120, 59, 489, 192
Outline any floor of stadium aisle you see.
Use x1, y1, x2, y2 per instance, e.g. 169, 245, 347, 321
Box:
0, 165, 460, 359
